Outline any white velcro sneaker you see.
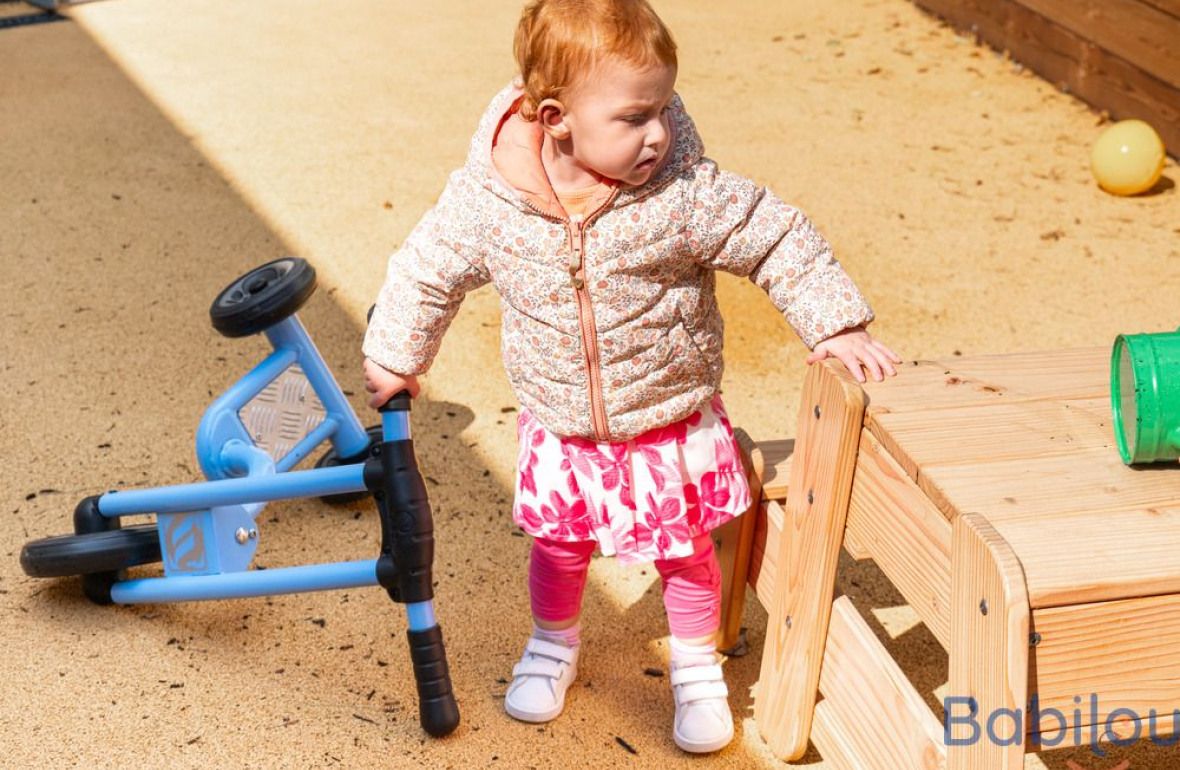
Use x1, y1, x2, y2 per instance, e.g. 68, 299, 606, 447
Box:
504, 637, 579, 723
670, 657, 734, 752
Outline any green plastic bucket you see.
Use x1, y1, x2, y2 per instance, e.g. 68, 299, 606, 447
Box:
1110, 328, 1180, 465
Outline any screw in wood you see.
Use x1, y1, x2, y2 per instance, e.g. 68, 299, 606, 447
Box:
1029, 632, 1041, 647
807, 489, 814, 504
813, 405, 821, 419
785, 615, 793, 630
979, 599, 989, 616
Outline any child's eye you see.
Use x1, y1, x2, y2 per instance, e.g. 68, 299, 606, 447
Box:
624, 115, 646, 125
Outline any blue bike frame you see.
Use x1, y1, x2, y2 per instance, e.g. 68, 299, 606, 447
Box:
90, 314, 437, 631
24, 258, 461, 736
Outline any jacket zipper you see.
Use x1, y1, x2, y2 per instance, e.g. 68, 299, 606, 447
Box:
522, 190, 618, 441
571, 189, 617, 441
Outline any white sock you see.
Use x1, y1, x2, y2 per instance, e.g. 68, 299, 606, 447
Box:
670, 636, 716, 665
534, 621, 581, 648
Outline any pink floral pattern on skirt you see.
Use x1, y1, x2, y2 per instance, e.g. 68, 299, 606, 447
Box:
513, 394, 752, 564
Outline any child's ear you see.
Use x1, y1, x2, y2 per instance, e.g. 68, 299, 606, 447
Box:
537, 98, 571, 141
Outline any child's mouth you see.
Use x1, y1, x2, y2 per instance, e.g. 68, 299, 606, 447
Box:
636, 158, 656, 171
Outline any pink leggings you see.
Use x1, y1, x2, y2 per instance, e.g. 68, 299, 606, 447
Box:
529, 533, 721, 639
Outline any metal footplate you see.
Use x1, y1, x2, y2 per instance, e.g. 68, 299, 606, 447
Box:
238, 364, 327, 462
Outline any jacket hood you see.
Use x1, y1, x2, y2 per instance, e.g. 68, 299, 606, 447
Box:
466, 82, 706, 216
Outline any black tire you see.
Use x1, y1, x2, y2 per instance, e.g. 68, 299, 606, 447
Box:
20, 525, 162, 578
314, 424, 383, 503
209, 257, 317, 338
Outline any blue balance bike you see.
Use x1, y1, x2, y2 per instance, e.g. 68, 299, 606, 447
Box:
20, 257, 459, 737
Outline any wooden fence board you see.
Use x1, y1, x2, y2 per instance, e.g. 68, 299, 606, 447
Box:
1017, 0, 1180, 88
913, 0, 1180, 156
1138, 0, 1180, 21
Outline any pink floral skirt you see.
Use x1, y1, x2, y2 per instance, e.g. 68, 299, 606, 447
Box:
512, 394, 752, 564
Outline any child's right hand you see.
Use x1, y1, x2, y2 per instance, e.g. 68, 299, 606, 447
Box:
363, 357, 420, 409
805, 325, 900, 383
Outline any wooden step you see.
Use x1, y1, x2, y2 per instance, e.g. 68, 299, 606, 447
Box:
810, 595, 947, 769
810, 700, 862, 770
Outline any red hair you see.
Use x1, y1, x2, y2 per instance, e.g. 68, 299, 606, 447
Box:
514, 0, 677, 120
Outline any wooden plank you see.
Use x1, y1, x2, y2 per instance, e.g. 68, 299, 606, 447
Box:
750, 499, 873, 616
862, 348, 1109, 421
918, 446, 1180, 524
945, 347, 1109, 401
810, 700, 862, 770
748, 439, 826, 609
1027, 709, 1178, 752
748, 499, 784, 611
752, 436, 871, 559
715, 428, 763, 653
1061, 395, 1113, 421
839, 514, 872, 560
756, 438, 793, 501
1139, 0, 1180, 21
1027, 592, 1180, 747
814, 596, 947, 770
871, 399, 1112, 482
846, 429, 954, 650
862, 359, 1011, 419
754, 361, 867, 760
911, 0, 1180, 156
994, 503, 1180, 608
1016, 0, 1180, 89
948, 513, 1030, 769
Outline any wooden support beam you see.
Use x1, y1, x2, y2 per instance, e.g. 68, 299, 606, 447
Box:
754, 361, 866, 760
714, 428, 763, 653
948, 512, 1030, 769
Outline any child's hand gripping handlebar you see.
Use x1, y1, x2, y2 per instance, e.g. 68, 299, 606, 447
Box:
368, 389, 459, 737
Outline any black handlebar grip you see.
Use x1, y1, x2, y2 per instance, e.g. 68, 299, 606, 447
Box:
378, 389, 413, 412
367, 389, 460, 736
374, 439, 436, 604
408, 624, 459, 736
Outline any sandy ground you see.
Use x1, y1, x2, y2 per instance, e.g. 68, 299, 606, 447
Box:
1, 0, 1177, 767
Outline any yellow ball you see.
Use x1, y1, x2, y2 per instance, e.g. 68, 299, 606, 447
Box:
1090, 120, 1166, 196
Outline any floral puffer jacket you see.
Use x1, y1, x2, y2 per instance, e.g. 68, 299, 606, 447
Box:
363, 83, 874, 442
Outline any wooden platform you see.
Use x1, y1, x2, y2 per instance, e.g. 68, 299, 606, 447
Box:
910, 0, 1180, 157
717, 348, 1180, 767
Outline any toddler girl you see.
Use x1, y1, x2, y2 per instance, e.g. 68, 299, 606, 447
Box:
362, 0, 899, 753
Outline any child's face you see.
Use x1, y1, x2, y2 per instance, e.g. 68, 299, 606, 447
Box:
552, 58, 677, 187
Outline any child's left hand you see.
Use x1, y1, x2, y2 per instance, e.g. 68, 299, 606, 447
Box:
806, 325, 902, 383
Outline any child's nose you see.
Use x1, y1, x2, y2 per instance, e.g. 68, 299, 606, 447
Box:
647, 118, 668, 147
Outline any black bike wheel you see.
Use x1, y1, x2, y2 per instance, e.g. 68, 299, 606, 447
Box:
209, 257, 317, 338
20, 525, 162, 578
